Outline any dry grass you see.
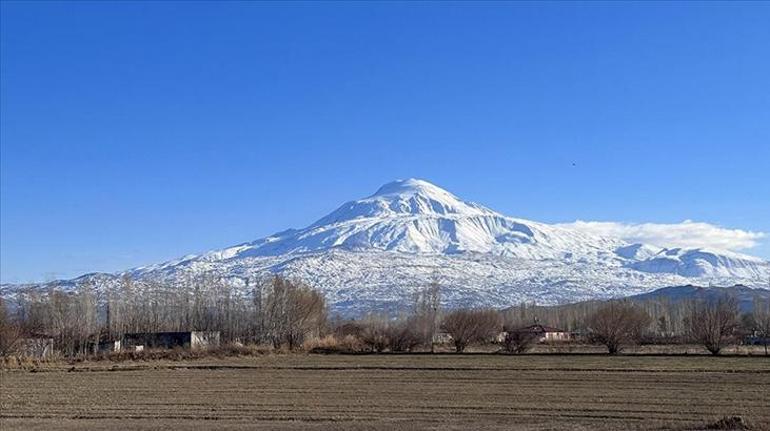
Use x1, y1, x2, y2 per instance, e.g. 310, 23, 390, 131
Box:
303, 335, 364, 353
1, 355, 769, 430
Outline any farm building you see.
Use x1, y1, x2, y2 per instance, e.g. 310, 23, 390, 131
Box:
121, 331, 220, 351
501, 324, 571, 343
433, 330, 453, 344
744, 332, 770, 347
97, 340, 122, 353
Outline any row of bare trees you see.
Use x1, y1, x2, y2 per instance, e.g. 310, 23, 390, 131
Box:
347, 295, 768, 355
2, 275, 769, 357
348, 308, 502, 354
503, 295, 770, 355
582, 296, 767, 355
1, 275, 327, 356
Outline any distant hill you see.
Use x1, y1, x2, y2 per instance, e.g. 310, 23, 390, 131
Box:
501, 284, 770, 315
627, 284, 770, 313
498, 284, 770, 334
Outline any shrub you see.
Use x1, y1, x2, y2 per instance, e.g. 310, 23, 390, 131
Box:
304, 335, 363, 353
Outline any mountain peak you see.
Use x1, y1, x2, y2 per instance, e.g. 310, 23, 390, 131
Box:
361, 178, 493, 218
308, 178, 495, 233
365, 178, 482, 215
372, 178, 451, 198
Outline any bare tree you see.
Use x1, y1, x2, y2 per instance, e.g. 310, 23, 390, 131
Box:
684, 295, 739, 356
251, 277, 264, 344
754, 298, 770, 356
263, 277, 326, 350
412, 280, 441, 352
6, 271, 336, 357
359, 315, 391, 353
388, 320, 421, 352
684, 295, 739, 355
441, 309, 501, 353
586, 301, 651, 354
501, 326, 537, 354
0, 298, 23, 356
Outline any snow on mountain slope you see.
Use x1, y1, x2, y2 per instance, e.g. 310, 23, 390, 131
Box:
4, 179, 769, 314
629, 247, 768, 278
190, 179, 626, 262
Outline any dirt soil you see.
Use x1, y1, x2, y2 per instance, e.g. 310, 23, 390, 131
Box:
2, 354, 769, 430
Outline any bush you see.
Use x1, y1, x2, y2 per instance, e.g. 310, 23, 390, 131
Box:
304, 335, 363, 353
1, 355, 42, 370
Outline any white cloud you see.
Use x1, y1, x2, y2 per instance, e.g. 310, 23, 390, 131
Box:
558, 220, 766, 252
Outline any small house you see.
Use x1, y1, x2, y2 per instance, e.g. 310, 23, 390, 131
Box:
744, 331, 770, 347
502, 324, 570, 343
121, 331, 220, 351
432, 330, 453, 344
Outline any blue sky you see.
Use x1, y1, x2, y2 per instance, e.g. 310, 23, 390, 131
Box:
1, 2, 769, 283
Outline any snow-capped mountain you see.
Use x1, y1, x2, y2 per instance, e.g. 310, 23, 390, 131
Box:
4, 179, 769, 314
193, 178, 626, 260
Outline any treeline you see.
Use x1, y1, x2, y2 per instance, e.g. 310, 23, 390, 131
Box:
341, 296, 770, 355
501, 297, 709, 337
1, 275, 326, 356
503, 295, 770, 354
2, 275, 770, 358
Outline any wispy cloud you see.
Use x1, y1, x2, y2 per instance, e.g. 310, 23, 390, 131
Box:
558, 220, 766, 252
